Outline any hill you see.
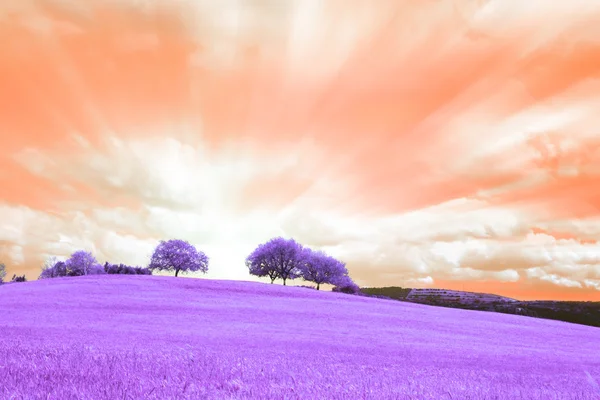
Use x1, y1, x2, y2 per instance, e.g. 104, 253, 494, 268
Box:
1, 276, 599, 399
360, 286, 600, 328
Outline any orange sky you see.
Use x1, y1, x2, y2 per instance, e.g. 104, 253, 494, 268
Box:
1, 0, 600, 301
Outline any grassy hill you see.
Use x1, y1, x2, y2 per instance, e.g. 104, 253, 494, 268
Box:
1, 276, 600, 399
360, 286, 600, 328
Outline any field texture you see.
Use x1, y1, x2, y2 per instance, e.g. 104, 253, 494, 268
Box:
1, 275, 599, 399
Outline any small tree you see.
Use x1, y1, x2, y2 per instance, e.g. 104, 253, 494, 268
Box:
0, 262, 6, 284
246, 237, 303, 285
148, 239, 209, 277
298, 249, 348, 290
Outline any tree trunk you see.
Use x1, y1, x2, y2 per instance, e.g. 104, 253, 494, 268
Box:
283, 278, 286, 286
175, 269, 180, 277
316, 283, 320, 290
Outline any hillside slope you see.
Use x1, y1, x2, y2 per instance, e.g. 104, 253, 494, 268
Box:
1, 276, 599, 399
361, 286, 600, 328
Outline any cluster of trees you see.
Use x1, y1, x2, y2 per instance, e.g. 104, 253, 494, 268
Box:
246, 237, 359, 292
3, 237, 359, 294
39, 251, 105, 279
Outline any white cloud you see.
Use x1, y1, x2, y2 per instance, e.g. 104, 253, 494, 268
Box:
7, 135, 600, 290
584, 279, 600, 290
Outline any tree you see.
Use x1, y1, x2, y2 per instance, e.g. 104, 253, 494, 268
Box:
0, 262, 6, 284
246, 237, 304, 285
298, 248, 349, 290
148, 239, 209, 277
64, 250, 104, 276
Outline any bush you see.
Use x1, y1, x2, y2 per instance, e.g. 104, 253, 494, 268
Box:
331, 276, 361, 295
11, 274, 27, 283
332, 283, 362, 295
104, 263, 152, 275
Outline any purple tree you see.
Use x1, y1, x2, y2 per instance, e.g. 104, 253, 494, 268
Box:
65, 250, 104, 276
298, 248, 349, 290
245, 237, 303, 285
148, 239, 209, 277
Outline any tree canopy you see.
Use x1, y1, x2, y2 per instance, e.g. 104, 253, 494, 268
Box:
65, 250, 104, 276
245, 237, 304, 285
148, 239, 209, 277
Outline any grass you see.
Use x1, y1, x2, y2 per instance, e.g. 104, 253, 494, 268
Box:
1, 275, 599, 399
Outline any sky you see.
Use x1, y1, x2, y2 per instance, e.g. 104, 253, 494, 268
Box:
1, 0, 599, 301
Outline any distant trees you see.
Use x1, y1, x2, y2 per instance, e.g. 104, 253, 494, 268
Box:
148, 239, 209, 277
104, 262, 152, 275
39, 254, 154, 279
39, 260, 66, 279
246, 237, 304, 285
0, 262, 6, 284
245, 237, 358, 291
39, 251, 104, 279
30, 237, 360, 297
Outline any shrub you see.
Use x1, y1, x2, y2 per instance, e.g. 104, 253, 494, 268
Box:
332, 276, 361, 295
332, 284, 362, 295
104, 263, 152, 275
11, 274, 27, 283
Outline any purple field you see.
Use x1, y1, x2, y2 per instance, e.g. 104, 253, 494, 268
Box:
1, 275, 599, 399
